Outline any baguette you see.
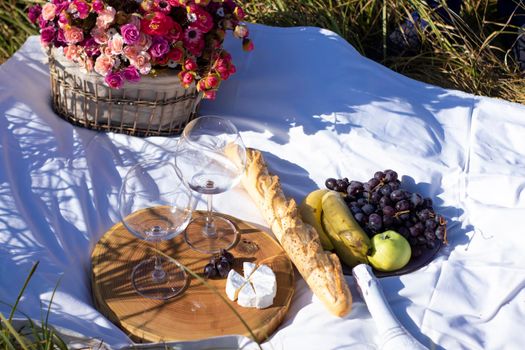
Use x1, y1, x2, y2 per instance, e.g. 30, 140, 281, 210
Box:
241, 148, 352, 317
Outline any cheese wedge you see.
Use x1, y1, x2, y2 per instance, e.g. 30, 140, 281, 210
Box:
225, 263, 277, 309
250, 264, 277, 309
226, 269, 247, 301
237, 281, 257, 308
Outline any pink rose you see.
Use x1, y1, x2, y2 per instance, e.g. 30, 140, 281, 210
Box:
40, 26, 56, 46
130, 51, 152, 74
109, 34, 124, 55
92, 0, 104, 13
64, 45, 82, 61
179, 71, 194, 87
96, 6, 116, 29
187, 5, 214, 33
233, 6, 245, 20
205, 74, 220, 89
41, 3, 57, 21
141, 11, 174, 36
184, 58, 197, 71
167, 47, 183, 62
94, 55, 114, 76
27, 5, 42, 24
105, 71, 124, 89
73, 0, 90, 20
122, 66, 141, 83
149, 36, 169, 58
64, 26, 84, 44
58, 12, 69, 24
203, 90, 217, 100
120, 23, 140, 45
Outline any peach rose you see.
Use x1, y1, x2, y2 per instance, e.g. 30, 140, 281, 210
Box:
94, 54, 114, 76
64, 45, 82, 61
64, 26, 84, 44
96, 6, 116, 29
130, 51, 152, 75
109, 33, 124, 55
90, 27, 109, 44
41, 3, 57, 21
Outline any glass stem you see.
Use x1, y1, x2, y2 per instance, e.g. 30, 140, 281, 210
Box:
204, 180, 217, 238
152, 240, 166, 283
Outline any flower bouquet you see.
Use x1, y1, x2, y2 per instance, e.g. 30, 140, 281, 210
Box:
28, 0, 253, 136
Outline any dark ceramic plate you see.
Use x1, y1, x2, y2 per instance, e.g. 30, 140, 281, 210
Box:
341, 239, 442, 277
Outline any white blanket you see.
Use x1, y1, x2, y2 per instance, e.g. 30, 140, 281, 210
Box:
0, 24, 524, 350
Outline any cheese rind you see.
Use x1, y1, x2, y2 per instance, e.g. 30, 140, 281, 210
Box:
250, 264, 277, 309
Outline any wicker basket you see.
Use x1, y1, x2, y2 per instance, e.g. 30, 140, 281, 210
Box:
49, 48, 202, 137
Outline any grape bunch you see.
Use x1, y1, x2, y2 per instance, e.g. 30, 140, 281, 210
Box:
325, 170, 447, 258
203, 249, 235, 278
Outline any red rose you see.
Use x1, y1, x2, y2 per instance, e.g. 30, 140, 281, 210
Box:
141, 11, 175, 36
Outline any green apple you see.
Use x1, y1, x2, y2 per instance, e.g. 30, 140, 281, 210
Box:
368, 230, 411, 272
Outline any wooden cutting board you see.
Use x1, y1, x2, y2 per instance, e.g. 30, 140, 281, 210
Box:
91, 210, 294, 343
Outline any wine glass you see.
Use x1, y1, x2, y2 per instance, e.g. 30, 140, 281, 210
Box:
119, 158, 192, 300
175, 116, 246, 254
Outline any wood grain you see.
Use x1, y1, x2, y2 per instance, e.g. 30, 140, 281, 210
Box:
91, 210, 294, 343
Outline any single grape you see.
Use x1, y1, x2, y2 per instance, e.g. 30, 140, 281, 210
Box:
380, 184, 392, 197
409, 226, 421, 237
383, 215, 394, 227
389, 180, 401, 190
368, 178, 380, 189
424, 229, 436, 241
368, 213, 383, 231
384, 170, 398, 182
379, 195, 391, 208
425, 219, 437, 230
417, 235, 427, 244
370, 192, 381, 204
350, 205, 362, 215
203, 263, 217, 279
374, 171, 385, 181
357, 198, 367, 206
395, 199, 410, 211
354, 212, 365, 224
382, 206, 395, 217
383, 216, 394, 229
216, 260, 231, 278
414, 222, 424, 232
362, 204, 376, 215
325, 178, 337, 190
390, 189, 406, 201
417, 209, 431, 221
220, 249, 235, 265
399, 212, 411, 221
363, 183, 371, 192
397, 226, 409, 237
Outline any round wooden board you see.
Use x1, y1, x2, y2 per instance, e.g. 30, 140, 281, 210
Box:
91, 210, 294, 344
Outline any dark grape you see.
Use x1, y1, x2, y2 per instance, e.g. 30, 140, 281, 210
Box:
424, 229, 436, 241
397, 226, 409, 237
336, 179, 348, 192
363, 183, 371, 192
425, 219, 437, 230
390, 180, 401, 190
417, 235, 427, 244
390, 189, 406, 201
395, 200, 410, 212
417, 209, 431, 221
380, 184, 392, 197
354, 212, 365, 224
368, 213, 383, 231
399, 212, 411, 221
362, 204, 376, 215
216, 260, 231, 278
379, 195, 391, 208
220, 249, 235, 265
423, 197, 433, 208
382, 206, 395, 217
370, 192, 381, 204
368, 178, 380, 189
409, 226, 421, 237
412, 246, 423, 258
203, 263, 217, 278
374, 171, 385, 181
357, 198, 367, 206
384, 170, 398, 182
414, 222, 424, 232
350, 206, 362, 215
325, 178, 337, 190
426, 241, 436, 249
383, 215, 394, 227
347, 182, 363, 196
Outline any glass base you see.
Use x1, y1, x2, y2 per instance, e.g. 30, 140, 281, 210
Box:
131, 257, 188, 300
184, 214, 238, 254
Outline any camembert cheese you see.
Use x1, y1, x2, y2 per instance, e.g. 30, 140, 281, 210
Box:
225, 263, 277, 309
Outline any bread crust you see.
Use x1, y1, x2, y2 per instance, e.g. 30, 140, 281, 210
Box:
241, 149, 352, 317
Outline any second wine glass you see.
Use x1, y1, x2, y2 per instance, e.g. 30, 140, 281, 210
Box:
175, 116, 246, 254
